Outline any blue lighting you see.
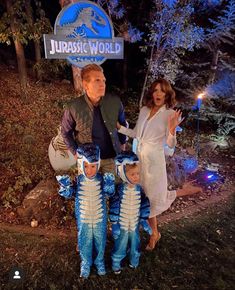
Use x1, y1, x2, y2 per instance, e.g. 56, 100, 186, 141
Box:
207, 174, 214, 179
176, 126, 183, 132
197, 170, 222, 183
192, 170, 223, 187
204, 171, 219, 182
183, 157, 198, 174
58, 3, 112, 38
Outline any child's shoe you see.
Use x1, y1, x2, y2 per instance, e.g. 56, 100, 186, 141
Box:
112, 262, 121, 275
80, 263, 90, 278
96, 263, 106, 276
129, 255, 140, 269
114, 269, 121, 275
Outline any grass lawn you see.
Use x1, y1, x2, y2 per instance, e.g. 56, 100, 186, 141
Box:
1, 198, 234, 290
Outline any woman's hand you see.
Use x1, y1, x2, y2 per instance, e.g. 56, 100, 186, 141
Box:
117, 121, 121, 130
168, 109, 184, 135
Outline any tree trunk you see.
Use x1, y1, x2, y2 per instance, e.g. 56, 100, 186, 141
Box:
34, 40, 41, 63
122, 44, 128, 91
72, 65, 83, 94
59, 0, 83, 95
25, 0, 42, 79
139, 43, 155, 108
34, 39, 41, 78
14, 41, 28, 91
6, 0, 27, 93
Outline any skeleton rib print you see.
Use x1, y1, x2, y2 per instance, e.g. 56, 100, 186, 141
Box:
79, 180, 104, 226
119, 187, 141, 231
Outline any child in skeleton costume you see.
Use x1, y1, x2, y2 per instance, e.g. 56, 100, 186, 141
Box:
109, 151, 152, 274
56, 143, 115, 278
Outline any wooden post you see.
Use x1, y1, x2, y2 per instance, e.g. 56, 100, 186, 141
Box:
59, 0, 83, 95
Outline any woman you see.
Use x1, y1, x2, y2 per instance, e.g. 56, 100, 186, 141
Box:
117, 79, 195, 250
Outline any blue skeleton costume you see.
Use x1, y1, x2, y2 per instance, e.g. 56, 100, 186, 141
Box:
56, 143, 115, 278
109, 152, 152, 273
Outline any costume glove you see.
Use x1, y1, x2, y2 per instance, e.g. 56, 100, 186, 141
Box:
139, 219, 152, 235
56, 175, 73, 199
103, 173, 115, 195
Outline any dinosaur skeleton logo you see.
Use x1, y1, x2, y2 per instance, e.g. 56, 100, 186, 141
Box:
57, 7, 106, 37
43, 1, 124, 67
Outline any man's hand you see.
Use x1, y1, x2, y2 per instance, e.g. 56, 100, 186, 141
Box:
116, 121, 121, 130
120, 144, 126, 151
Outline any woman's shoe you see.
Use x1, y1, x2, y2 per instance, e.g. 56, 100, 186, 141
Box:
145, 232, 161, 251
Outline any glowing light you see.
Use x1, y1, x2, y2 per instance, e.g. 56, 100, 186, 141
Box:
197, 93, 204, 99
196, 93, 205, 109
207, 174, 214, 179
203, 171, 220, 182
194, 170, 224, 185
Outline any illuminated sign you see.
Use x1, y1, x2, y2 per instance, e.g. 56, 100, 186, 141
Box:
43, 0, 124, 67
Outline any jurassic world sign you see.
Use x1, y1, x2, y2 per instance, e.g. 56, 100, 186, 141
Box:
43, 0, 124, 67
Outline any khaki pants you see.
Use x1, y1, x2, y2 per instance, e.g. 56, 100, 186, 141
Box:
100, 158, 115, 175
100, 158, 120, 182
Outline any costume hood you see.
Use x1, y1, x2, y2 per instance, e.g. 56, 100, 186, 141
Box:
77, 143, 100, 178
115, 151, 139, 184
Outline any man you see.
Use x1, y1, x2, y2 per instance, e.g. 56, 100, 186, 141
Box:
61, 64, 127, 174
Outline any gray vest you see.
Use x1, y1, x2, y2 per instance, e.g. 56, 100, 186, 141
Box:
66, 94, 122, 153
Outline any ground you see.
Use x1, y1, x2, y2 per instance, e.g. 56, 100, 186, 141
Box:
1, 195, 234, 289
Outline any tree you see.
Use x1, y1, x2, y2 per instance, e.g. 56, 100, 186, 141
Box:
204, 0, 235, 83
3, 0, 28, 92
139, 0, 204, 106
25, 0, 51, 79
0, 0, 51, 92
172, 1, 235, 140
99, 0, 144, 90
